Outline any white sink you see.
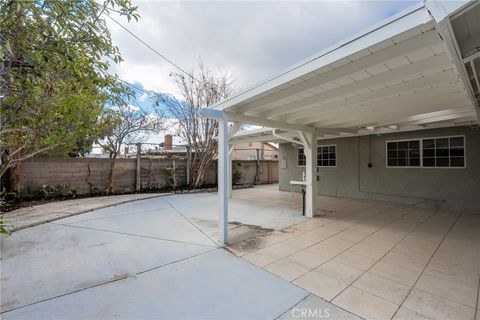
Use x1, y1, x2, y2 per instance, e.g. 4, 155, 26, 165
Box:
290, 180, 307, 186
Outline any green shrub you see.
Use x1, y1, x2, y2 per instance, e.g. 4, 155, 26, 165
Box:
37, 184, 77, 199
0, 214, 13, 235
163, 167, 178, 188
232, 163, 242, 185
0, 189, 15, 235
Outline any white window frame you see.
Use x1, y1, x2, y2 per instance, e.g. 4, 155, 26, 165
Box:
385, 138, 421, 169
297, 146, 306, 167
317, 144, 337, 168
297, 145, 337, 168
385, 135, 466, 169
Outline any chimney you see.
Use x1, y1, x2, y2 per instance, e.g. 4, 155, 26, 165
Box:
164, 134, 173, 151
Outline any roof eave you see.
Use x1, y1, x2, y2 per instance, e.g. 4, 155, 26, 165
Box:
211, 2, 431, 111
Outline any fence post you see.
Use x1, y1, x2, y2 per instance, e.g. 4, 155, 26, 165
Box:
267, 161, 270, 184
136, 143, 141, 192
186, 145, 191, 186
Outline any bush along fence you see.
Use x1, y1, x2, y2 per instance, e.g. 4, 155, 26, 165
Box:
11, 157, 278, 198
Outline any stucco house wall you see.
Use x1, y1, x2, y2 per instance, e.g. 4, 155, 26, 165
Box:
279, 126, 480, 212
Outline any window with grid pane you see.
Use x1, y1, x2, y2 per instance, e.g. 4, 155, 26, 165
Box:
387, 140, 420, 167
297, 147, 306, 166
422, 136, 464, 168
317, 145, 336, 167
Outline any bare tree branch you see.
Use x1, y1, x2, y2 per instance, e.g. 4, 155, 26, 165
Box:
97, 105, 164, 193
155, 58, 232, 188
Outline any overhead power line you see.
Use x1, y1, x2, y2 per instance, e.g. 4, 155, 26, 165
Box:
105, 14, 201, 84
119, 78, 156, 97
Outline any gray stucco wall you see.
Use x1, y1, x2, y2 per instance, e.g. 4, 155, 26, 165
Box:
279, 126, 480, 213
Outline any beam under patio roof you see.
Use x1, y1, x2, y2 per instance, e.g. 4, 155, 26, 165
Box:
201, 0, 480, 244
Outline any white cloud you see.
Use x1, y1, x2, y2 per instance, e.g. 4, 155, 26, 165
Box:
138, 92, 150, 102
105, 1, 420, 144
144, 118, 182, 144
108, 0, 419, 96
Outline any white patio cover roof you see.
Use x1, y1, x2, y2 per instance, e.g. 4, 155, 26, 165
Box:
204, 0, 480, 244
211, 1, 480, 141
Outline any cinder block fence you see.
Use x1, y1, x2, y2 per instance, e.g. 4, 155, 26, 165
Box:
14, 157, 278, 198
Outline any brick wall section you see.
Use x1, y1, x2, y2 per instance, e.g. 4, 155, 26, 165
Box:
16, 158, 278, 198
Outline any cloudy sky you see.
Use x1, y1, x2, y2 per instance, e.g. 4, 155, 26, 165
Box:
102, 0, 421, 146
108, 0, 421, 98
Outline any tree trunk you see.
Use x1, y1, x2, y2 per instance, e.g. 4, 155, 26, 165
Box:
192, 158, 212, 188
106, 153, 117, 194
193, 166, 205, 188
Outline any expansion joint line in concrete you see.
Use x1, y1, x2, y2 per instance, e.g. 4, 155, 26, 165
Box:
262, 204, 418, 284
163, 198, 220, 247
475, 276, 480, 320
57, 223, 216, 248
265, 207, 416, 294
239, 203, 419, 320
390, 212, 463, 319
12, 193, 172, 232
274, 294, 312, 320
328, 209, 439, 306
51, 206, 172, 225
237, 204, 422, 320
0, 248, 218, 315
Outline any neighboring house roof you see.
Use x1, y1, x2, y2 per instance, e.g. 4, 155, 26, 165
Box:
209, 1, 480, 141
264, 142, 278, 151
145, 145, 189, 154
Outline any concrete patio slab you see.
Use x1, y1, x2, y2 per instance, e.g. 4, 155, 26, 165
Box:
3, 185, 479, 319
163, 185, 307, 240
6, 193, 169, 231
1, 187, 317, 319
280, 294, 361, 320
229, 189, 480, 320
56, 197, 173, 224
1, 222, 215, 312
3, 250, 309, 319
58, 207, 216, 247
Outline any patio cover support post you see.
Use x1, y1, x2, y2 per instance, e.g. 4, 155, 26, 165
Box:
218, 117, 229, 244
229, 144, 234, 198
228, 122, 241, 199
303, 131, 317, 217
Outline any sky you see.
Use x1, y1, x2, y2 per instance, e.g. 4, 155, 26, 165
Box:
103, 0, 422, 147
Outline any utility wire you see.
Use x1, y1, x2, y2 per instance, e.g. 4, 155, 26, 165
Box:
119, 78, 156, 97
105, 13, 202, 84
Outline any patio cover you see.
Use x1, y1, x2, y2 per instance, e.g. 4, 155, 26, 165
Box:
200, 0, 480, 244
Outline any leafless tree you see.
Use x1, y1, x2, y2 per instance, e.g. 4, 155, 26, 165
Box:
156, 59, 232, 188
97, 105, 163, 194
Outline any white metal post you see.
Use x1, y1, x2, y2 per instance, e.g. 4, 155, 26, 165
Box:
228, 144, 234, 198
227, 122, 241, 199
304, 131, 317, 217
218, 118, 229, 244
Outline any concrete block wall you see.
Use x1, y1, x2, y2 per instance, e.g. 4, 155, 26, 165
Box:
17, 158, 136, 197
234, 161, 278, 185
141, 158, 188, 190
16, 158, 278, 198
279, 126, 480, 213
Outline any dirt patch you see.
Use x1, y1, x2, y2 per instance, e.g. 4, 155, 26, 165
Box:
225, 222, 274, 255
1, 193, 134, 213
317, 209, 334, 216
2, 185, 255, 213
